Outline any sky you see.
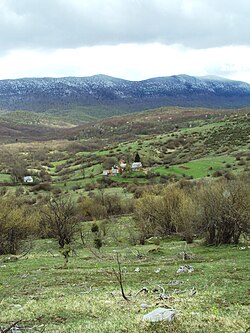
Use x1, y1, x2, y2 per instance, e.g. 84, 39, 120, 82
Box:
0, 0, 250, 82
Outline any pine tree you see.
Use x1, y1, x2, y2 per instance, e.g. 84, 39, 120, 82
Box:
134, 152, 141, 162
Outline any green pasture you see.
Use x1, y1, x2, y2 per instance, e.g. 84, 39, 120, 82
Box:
180, 121, 226, 134
0, 173, 11, 182
0, 223, 249, 333
153, 155, 237, 179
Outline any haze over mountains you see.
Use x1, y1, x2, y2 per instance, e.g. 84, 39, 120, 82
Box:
1, 74, 250, 116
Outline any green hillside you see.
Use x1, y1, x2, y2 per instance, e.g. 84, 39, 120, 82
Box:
0, 108, 249, 193
0, 107, 250, 333
0, 110, 74, 128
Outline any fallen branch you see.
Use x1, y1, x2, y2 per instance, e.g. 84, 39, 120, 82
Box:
0, 320, 21, 333
134, 287, 149, 297
157, 285, 167, 300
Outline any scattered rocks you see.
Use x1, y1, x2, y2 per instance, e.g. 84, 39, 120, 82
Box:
177, 265, 194, 273
134, 267, 140, 272
143, 307, 175, 322
188, 287, 197, 296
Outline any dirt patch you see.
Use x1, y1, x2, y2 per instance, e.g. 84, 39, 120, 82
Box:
179, 166, 190, 170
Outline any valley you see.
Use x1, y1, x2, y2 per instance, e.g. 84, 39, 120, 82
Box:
0, 106, 250, 193
0, 104, 249, 333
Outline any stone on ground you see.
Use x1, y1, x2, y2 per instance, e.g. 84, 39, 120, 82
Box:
142, 307, 175, 322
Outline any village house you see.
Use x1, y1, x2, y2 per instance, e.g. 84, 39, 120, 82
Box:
23, 176, 33, 183
102, 153, 143, 176
120, 159, 127, 170
102, 165, 120, 176
131, 161, 142, 171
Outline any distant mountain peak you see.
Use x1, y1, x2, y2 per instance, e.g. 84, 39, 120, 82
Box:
0, 74, 250, 114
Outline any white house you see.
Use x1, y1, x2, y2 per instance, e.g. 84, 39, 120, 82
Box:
23, 176, 33, 183
131, 162, 142, 171
111, 166, 119, 176
102, 166, 119, 176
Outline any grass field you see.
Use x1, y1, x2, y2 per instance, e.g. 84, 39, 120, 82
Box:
0, 219, 249, 333
0, 173, 11, 182
153, 155, 238, 179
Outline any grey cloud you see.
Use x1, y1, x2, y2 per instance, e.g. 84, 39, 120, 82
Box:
0, 0, 250, 53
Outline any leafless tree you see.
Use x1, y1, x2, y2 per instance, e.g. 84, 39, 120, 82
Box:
40, 196, 81, 249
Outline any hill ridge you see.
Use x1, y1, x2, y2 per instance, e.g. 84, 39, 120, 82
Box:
0, 74, 250, 113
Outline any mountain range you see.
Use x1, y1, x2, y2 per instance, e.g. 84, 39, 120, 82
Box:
1, 74, 250, 116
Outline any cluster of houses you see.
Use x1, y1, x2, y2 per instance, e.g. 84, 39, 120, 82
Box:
102, 158, 143, 176
22, 154, 143, 182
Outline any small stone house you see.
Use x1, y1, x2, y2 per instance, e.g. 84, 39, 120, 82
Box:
23, 176, 33, 183
131, 162, 142, 171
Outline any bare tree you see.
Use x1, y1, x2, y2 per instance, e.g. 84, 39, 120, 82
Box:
40, 196, 81, 249
9, 157, 28, 183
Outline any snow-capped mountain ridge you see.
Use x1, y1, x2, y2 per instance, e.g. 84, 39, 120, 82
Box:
0, 74, 250, 113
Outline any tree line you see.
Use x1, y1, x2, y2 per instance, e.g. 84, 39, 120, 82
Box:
0, 175, 249, 255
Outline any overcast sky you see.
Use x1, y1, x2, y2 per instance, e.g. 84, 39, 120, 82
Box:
0, 0, 250, 82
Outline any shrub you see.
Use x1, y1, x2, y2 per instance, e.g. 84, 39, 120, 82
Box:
52, 187, 62, 196
79, 196, 107, 221
135, 185, 190, 240
91, 223, 99, 233
94, 237, 102, 250
197, 178, 250, 245
238, 159, 246, 166
30, 182, 52, 192
212, 170, 224, 177
0, 196, 39, 254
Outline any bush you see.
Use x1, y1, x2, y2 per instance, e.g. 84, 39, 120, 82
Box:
135, 185, 189, 240
0, 196, 39, 254
197, 178, 250, 245
91, 223, 99, 233
52, 187, 62, 196
79, 196, 107, 221
30, 182, 52, 192
212, 170, 224, 177
238, 159, 246, 166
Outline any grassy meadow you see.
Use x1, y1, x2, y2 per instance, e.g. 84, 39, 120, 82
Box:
0, 219, 249, 333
